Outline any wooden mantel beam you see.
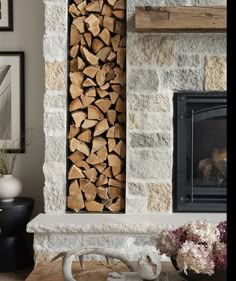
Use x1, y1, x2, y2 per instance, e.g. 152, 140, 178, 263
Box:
135, 6, 226, 32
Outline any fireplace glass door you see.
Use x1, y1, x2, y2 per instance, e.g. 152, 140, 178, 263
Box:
174, 92, 227, 212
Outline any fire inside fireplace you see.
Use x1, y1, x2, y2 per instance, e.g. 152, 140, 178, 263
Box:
173, 92, 227, 212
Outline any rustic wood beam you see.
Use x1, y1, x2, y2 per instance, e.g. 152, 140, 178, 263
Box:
135, 6, 226, 32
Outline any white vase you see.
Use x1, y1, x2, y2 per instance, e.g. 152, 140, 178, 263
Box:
0, 175, 22, 202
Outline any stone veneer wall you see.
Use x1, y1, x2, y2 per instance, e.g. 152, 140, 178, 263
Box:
43, 0, 226, 214
34, 0, 227, 263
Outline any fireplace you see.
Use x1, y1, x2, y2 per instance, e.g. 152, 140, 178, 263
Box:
173, 92, 227, 212
27, 0, 227, 264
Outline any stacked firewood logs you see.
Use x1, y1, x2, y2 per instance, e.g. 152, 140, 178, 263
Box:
67, 0, 126, 212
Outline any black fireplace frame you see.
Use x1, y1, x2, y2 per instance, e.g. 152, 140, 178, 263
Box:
173, 91, 227, 212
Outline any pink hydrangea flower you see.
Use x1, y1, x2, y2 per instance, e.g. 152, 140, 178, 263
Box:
217, 221, 227, 243
214, 242, 227, 270
176, 241, 215, 275
184, 219, 220, 246
156, 220, 227, 275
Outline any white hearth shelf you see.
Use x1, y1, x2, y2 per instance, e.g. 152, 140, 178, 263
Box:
27, 213, 226, 234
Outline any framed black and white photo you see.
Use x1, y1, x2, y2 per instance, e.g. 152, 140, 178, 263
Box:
0, 0, 13, 31
0, 52, 25, 152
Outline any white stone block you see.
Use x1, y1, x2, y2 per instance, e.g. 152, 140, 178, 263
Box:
44, 185, 66, 213
139, 113, 172, 132
126, 197, 147, 214
44, 91, 66, 109
44, 35, 67, 62
45, 3, 67, 34
128, 95, 170, 112
128, 34, 175, 66
43, 162, 66, 186
161, 68, 203, 91
44, 111, 66, 137
176, 34, 226, 55
196, 0, 226, 5
129, 149, 172, 180
128, 69, 159, 92
45, 136, 66, 162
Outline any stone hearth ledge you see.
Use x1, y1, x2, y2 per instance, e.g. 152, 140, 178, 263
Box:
27, 213, 226, 234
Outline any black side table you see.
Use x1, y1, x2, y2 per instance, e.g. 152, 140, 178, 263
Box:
0, 197, 34, 272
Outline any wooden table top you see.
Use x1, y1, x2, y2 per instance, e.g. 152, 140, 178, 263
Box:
26, 261, 182, 281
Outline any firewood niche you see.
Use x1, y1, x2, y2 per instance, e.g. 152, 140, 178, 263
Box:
67, 0, 126, 213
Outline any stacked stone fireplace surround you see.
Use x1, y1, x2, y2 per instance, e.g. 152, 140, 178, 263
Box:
27, 0, 227, 263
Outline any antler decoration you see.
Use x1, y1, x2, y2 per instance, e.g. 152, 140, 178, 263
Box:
52, 247, 135, 281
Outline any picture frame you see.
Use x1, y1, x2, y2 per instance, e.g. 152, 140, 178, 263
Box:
0, 52, 25, 153
0, 0, 13, 31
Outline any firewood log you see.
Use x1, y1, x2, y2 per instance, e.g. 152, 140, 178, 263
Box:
69, 180, 80, 195
114, 0, 125, 10
69, 72, 84, 87
83, 65, 99, 78
68, 165, 85, 179
86, 153, 104, 165
81, 95, 95, 107
92, 38, 104, 53
69, 4, 81, 18
85, 87, 96, 97
86, 1, 100, 12
94, 163, 107, 173
68, 124, 80, 139
114, 140, 125, 158
81, 119, 98, 129
91, 137, 107, 153
83, 183, 97, 201
102, 4, 112, 16
73, 16, 86, 33
99, 28, 111, 45
108, 138, 116, 152
111, 34, 120, 52
67, 193, 85, 212
103, 16, 115, 32
88, 105, 104, 120
77, 1, 87, 15
77, 129, 92, 143
85, 200, 104, 212
108, 178, 125, 188
113, 10, 125, 19
96, 175, 108, 186
68, 151, 85, 163
70, 25, 81, 46
70, 84, 83, 99
108, 154, 122, 167
107, 109, 116, 125
75, 160, 90, 170
79, 178, 90, 190
108, 187, 122, 199
72, 111, 87, 128
70, 45, 80, 58
95, 99, 112, 113
94, 118, 109, 136
102, 167, 112, 178
96, 70, 106, 86
108, 197, 125, 212
97, 186, 109, 199
83, 168, 97, 182
110, 92, 119, 104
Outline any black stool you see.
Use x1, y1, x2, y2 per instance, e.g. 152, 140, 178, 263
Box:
0, 197, 34, 272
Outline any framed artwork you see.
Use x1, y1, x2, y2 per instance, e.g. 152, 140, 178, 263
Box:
0, 0, 13, 31
0, 52, 25, 152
